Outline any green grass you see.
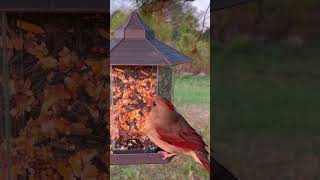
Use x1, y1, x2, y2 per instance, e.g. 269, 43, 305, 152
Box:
214, 39, 320, 135
174, 75, 210, 105
213, 39, 320, 179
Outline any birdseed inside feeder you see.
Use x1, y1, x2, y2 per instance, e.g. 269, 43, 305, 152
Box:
110, 11, 192, 165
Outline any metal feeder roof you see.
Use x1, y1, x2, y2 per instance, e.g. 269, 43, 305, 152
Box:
110, 11, 192, 66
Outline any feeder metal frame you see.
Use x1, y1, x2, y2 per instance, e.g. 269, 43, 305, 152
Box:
110, 11, 191, 165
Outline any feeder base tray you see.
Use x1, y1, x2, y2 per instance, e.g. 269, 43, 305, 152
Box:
110, 152, 174, 165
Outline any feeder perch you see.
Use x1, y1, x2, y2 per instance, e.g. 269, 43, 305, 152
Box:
110, 11, 192, 165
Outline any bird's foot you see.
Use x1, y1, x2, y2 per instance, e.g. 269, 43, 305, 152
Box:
159, 151, 176, 160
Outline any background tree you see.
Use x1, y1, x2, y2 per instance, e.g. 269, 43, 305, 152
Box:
111, 0, 210, 73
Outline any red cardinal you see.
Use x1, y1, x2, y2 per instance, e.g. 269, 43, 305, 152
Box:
143, 96, 210, 173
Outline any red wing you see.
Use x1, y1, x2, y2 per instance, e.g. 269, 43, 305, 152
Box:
156, 127, 207, 152
163, 99, 176, 111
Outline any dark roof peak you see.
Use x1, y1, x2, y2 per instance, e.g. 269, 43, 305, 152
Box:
114, 10, 154, 39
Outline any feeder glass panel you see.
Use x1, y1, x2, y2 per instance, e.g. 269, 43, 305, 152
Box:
157, 66, 174, 101
110, 66, 158, 152
0, 13, 109, 179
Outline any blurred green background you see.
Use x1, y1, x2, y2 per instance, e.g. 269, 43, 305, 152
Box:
213, 37, 320, 180
213, 0, 320, 178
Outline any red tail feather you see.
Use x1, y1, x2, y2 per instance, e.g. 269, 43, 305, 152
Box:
196, 152, 210, 174
163, 99, 176, 110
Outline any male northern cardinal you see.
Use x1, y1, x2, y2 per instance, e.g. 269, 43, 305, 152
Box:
143, 96, 210, 173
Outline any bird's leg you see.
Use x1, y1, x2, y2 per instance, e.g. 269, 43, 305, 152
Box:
159, 151, 176, 160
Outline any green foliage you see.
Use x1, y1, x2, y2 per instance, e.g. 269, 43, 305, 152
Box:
214, 40, 320, 179
140, 13, 173, 42
223, 35, 258, 54
174, 11, 199, 40
214, 40, 320, 135
110, 10, 129, 36
111, 1, 210, 73
212, 0, 320, 41
121, 166, 141, 178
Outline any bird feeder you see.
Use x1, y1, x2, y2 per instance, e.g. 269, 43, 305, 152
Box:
0, 1, 109, 179
110, 11, 192, 165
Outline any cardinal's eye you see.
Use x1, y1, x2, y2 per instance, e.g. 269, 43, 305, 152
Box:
153, 102, 156, 106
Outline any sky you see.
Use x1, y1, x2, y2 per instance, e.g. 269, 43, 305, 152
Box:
190, 0, 210, 28
110, 0, 210, 29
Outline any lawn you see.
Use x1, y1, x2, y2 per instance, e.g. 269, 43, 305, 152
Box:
214, 39, 320, 134
110, 75, 210, 180
213, 39, 320, 179
174, 75, 210, 105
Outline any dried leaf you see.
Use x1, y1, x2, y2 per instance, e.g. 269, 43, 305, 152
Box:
97, 28, 108, 40
38, 56, 57, 69
16, 20, 45, 34
58, 47, 71, 57
86, 59, 106, 74
56, 160, 73, 178
64, 75, 81, 92
114, 67, 124, 73
82, 163, 99, 178
80, 149, 96, 163
69, 155, 82, 177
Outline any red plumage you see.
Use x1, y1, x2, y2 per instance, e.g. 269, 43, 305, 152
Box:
156, 128, 207, 152
162, 98, 176, 111
197, 152, 210, 172
144, 96, 210, 174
